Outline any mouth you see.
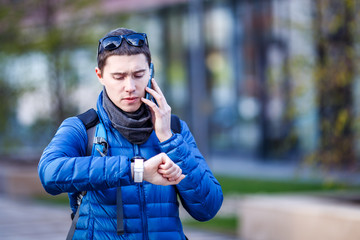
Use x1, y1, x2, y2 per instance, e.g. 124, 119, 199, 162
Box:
122, 97, 139, 103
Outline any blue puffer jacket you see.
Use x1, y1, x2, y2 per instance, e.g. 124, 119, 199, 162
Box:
38, 92, 223, 240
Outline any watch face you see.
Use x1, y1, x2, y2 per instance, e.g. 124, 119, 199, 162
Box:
134, 158, 144, 172
132, 156, 144, 183
131, 156, 145, 162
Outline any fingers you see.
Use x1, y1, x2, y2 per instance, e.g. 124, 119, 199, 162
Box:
150, 78, 165, 99
142, 79, 169, 109
141, 85, 171, 122
166, 174, 186, 185
141, 79, 172, 142
141, 96, 158, 113
158, 154, 176, 172
144, 153, 185, 185
157, 153, 184, 183
159, 165, 182, 181
158, 156, 174, 169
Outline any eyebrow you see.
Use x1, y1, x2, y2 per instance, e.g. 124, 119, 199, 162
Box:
133, 69, 146, 74
111, 71, 127, 75
111, 69, 146, 75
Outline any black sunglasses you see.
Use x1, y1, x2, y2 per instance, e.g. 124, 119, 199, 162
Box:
98, 33, 148, 54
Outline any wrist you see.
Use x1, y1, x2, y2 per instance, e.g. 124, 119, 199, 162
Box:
158, 131, 173, 143
143, 161, 149, 182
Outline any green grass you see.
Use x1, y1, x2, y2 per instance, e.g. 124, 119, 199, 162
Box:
182, 216, 237, 236
216, 175, 360, 195
34, 193, 69, 205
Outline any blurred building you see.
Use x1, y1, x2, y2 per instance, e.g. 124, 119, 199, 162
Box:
112, 0, 316, 161
3, 0, 347, 165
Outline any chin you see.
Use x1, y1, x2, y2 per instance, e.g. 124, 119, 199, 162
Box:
122, 105, 141, 113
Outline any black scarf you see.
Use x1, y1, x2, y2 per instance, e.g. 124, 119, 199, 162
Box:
102, 89, 153, 145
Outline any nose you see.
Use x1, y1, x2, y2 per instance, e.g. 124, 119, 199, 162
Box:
124, 77, 136, 93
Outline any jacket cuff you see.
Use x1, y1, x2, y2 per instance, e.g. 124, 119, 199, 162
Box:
159, 132, 177, 145
159, 133, 190, 166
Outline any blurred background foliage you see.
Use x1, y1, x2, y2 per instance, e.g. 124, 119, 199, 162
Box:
306, 0, 356, 169
0, 0, 121, 155
1, 0, 360, 174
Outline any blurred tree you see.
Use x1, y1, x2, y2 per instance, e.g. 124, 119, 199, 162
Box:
0, 2, 25, 151
0, 0, 103, 154
29, 0, 101, 126
312, 0, 356, 168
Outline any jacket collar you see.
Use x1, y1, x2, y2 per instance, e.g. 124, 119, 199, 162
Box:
96, 91, 112, 130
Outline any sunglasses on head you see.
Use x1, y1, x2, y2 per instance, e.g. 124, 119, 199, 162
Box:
98, 33, 148, 54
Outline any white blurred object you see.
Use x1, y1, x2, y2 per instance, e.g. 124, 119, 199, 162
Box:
239, 195, 360, 240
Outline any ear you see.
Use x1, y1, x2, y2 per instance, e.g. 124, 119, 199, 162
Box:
95, 67, 104, 85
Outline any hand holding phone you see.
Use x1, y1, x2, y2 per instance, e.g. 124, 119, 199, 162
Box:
141, 66, 172, 142
145, 63, 154, 100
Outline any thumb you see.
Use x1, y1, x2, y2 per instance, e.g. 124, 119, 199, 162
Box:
169, 174, 186, 185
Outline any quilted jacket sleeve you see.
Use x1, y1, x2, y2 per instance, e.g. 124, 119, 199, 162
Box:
38, 117, 132, 195
159, 120, 223, 221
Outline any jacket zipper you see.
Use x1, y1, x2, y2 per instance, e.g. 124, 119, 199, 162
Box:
111, 127, 149, 238
134, 144, 149, 240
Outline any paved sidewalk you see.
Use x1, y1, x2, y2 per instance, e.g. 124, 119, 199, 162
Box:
0, 195, 239, 240
0, 195, 70, 240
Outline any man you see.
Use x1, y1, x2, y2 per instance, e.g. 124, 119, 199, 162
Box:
38, 27, 223, 240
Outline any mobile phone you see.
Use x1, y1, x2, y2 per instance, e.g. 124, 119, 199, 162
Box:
145, 63, 154, 100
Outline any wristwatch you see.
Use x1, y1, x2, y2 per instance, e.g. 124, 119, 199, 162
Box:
131, 156, 145, 183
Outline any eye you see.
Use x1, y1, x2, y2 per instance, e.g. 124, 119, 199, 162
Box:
134, 71, 145, 79
112, 74, 125, 80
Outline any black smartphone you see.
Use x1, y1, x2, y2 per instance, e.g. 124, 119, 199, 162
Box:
145, 63, 154, 100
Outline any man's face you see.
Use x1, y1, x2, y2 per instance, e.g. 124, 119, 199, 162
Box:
96, 54, 150, 113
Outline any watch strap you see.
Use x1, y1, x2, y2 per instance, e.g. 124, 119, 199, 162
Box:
133, 158, 144, 183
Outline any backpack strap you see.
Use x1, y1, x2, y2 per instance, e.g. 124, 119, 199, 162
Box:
116, 188, 124, 235
77, 108, 99, 129
67, 109, 116, 240
77, 108, 100, 156
66, 192, 87, 240
171, 114, 182, 134
66, 206, 79, 240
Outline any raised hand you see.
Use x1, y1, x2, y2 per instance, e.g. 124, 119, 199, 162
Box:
141, 79, 173, 142
143, 153, 185, 186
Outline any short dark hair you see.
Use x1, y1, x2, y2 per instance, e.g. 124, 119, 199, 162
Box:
97, 28, 151, 72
